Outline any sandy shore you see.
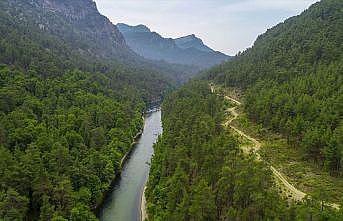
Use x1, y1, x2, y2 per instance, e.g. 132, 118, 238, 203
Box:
140, 186, 147, 221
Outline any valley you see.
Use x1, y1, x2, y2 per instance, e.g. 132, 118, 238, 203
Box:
0, 0, 342, 220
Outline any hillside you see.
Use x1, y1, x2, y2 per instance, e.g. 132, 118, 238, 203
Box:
0, 0, 174, 220
0, 0, 200, 94
145, 0, 343, 219
206, 0, 343, 175
145, 81, 343, 221
1, 0, 130, 70
117, 23, 230, 69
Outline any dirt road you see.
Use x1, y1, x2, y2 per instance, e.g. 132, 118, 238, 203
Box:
211, 84, 340, 208
218, 86, 341, 209
213, 85, 308, 203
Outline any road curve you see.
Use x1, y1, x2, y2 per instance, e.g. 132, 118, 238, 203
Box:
212, 84, 340, 209
212, 85, 313, 204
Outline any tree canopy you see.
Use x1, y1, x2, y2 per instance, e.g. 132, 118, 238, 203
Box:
146, 81, 343, 221
205, 0, 343, 176
0, 65, 148, 220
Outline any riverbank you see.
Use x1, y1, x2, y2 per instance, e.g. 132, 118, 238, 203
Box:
94, 116, 145, 213
140, 186, 147, 221
97, 109, 162, 221
140, 108, 161, 221
139, 109, 161, 221
120, 128, 144, 168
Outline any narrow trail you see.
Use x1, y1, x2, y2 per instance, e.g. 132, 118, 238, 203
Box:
211, 85, 340, 208
224, 91, 307, 201
222, 97, 306, 201
224, 92, 340, 208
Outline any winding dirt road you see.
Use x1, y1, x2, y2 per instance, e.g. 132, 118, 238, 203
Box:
212, 85, 340, 209
212, 85, 312, 203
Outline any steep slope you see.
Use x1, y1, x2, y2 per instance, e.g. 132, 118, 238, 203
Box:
174, 34, 213, 52
117, 23, 230, 69
0, 66, 147, 220
2, 0, 130, 65
206, 0, 343, 175
145, 81, 343, 221
0, 0, 199, 95
0, 0, 173, 220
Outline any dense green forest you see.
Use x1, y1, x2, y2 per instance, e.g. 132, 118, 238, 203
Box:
0, 0, 176, 102
206, 0, 343, 175
2, 0, 343, 220
146, 81, 343, 221
0, 0, 176, 220
0, 65, 147, 220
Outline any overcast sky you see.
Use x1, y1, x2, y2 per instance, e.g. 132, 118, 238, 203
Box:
94, 0, 319, 56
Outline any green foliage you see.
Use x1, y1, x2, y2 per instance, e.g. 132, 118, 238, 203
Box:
0, 66, 145, 220
146, 81, 343, 220
0, 188, 29, 220
70, 203, 97, 221
0, 0, 174, 103
0, 0, 179, 220
207, 0, 343, 175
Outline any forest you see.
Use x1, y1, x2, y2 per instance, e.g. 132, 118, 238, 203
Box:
0, 0, 175, 102
0, 65, 147, 220
1, 0, 343, 220
206, 0, 343, 175
145, 81, 343, 221
0, 0, 174, 220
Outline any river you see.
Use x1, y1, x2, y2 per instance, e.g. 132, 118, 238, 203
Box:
98, 109, 162, 221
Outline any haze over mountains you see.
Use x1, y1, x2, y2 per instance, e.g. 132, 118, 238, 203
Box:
1, 0, 215, 85
117, 23, 230, 69
1, 0, 343, 220
1, 1, 219, 218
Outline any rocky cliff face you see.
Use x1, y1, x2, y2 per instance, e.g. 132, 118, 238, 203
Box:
40, 0, 98, 19
0, 0, 205, 83
6, 0, 128, 58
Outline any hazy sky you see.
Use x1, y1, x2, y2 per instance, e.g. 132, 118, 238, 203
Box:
94, 0, 318, 56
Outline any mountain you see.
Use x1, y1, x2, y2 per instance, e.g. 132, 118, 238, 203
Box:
4, 0, 130, 60
118, 23, 151, 33
117, 23, 230, 69
0, 1, 178, 220
0, 0, 198, 89
174, 34, 213, 52
206, 0, 343, 174
145, 1, 343, 220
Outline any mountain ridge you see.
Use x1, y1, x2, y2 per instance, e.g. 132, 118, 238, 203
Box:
0, 0, 201, 85
117, 23, 230, 69
174, 34, 214, 53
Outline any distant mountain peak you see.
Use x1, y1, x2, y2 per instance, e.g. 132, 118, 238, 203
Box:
117, 23, 229, 68
178, 34, 197, 40
175, 34, 213, 53
180, 34, 196, 39
117, 23, 150, 33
